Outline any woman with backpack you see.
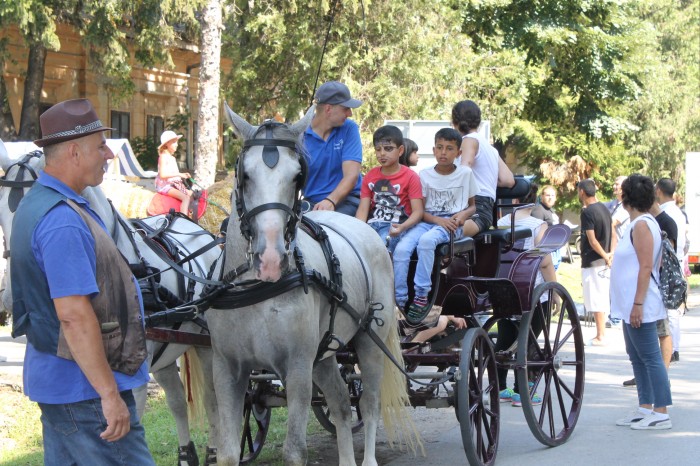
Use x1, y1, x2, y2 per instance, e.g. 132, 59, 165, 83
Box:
611, 174, 672, 430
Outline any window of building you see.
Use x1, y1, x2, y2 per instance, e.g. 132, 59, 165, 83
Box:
147, 115, 164, 144
111, 111, 130, 140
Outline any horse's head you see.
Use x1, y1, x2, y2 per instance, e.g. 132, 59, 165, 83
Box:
0, 140, 45, 311
225, 104, 314, 282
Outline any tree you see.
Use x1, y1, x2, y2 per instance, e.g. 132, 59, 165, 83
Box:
455, 0, 658, 203
194, 0, 223, 187
0, 0, 201, 140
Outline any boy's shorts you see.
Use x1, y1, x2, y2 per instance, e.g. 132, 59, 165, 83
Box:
656, 317, 671, 337
471, 195, 494, 233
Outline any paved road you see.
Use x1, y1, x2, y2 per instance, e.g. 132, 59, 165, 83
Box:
2, 292, 699, 465
384, 291, 700, 466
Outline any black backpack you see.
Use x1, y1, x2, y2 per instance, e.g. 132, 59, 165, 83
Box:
653, 232, 687, 309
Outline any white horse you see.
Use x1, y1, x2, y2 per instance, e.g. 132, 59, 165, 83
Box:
0, 141, 221, 466
209, 105, 417, 466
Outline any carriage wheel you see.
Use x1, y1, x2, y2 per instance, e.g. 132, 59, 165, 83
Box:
240, 380, 272, 464
456, 328, 499, 466
516, 282, 585, 447
311, 364, 364, 435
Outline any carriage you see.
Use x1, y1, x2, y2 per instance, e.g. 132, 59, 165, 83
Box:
0, 112, 584, 466
143, 173, 585, 465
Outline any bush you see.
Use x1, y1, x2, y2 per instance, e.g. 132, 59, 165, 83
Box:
130, 136, 159, 171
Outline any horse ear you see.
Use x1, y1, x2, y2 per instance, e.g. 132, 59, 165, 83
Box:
0, 139, 11, 171
289, 105, 315, 138
224, 102, 257, 141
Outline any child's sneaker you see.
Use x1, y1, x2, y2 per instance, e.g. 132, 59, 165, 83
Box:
499, 388, 515, 403
406, 296, 432, 324
630, 412, 672, 430
616, 408, 648, 426
511, 391, 542, 407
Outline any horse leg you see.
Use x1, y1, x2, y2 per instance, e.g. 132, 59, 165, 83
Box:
195, 346, 219, 465
132, 381, 148, 421
353, 331, 385, 466
212, 353, 248, 466
282, 363, 314, 466
312, 357, 357, 466
152, 362, 198, 466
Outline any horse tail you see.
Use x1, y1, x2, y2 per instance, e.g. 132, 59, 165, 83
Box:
379, 315, 424, 456
180, 349, 206, 428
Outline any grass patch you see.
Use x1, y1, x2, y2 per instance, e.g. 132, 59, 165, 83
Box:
0, 383, 326, 466
0, 386, 43, 465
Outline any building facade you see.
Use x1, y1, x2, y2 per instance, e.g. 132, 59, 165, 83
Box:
1, 23, 227, 169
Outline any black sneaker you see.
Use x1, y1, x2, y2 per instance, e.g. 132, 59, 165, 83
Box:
623, 378, 636, 387
671, 351, 679, 362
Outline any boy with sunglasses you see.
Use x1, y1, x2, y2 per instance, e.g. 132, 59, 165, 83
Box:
356, 125, 423, 253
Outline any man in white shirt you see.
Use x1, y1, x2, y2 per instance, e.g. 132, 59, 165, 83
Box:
656, 178, 686, 362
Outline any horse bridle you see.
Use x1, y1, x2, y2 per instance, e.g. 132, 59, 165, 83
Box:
0, 150, 42, 213
0, 150, 43, 259
235, 121, 308, 249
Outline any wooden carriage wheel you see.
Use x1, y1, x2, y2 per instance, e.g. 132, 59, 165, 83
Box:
515, 282, 585, 446
456, 328, 500, 466
311, 364, 364, 435
239, 380, 272, 464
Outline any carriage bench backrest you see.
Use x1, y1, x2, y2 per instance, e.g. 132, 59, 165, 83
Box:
467, 176, 534, 279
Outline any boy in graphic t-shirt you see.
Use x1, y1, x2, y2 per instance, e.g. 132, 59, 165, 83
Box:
393, 128, 479, 324
356, 125, 423, 253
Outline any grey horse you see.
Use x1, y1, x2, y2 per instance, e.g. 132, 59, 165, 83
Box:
208, 105, 416, 466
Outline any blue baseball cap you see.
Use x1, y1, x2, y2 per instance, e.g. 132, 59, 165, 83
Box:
314, 81, 362, 108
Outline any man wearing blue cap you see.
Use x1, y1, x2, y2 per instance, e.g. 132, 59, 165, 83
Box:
303, 81, 363, 215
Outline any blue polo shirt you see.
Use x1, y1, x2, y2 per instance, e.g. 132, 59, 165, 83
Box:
22, 173, 149, 404
303, 118, 363, 203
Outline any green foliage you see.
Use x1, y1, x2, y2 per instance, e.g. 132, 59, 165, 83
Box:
130, 136, 159, 171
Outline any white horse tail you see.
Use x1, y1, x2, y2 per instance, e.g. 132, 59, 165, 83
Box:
379, 316, 424, 456
180, 349, 206, 428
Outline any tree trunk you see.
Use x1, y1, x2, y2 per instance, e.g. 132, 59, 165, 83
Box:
0, 72, 17, 141
194, 0, 223, 188
18, 44, 47, 141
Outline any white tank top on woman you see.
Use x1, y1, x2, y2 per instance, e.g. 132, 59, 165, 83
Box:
610, 214, 664, 323
460, 132, 498, 200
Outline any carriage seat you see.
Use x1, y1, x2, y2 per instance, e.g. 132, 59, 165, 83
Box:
474, 225, 532, 246
436, 235, 474, 258
473, 176, 534, 246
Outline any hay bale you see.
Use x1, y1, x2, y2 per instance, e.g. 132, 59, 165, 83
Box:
99, 179, 153, 219
198, 172, 234, 234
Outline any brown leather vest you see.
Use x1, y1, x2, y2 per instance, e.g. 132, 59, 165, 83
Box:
55, 200, 148, 375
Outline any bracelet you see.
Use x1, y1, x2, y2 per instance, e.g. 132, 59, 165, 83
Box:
324, 197, 336, 208
633, 302, 644, 306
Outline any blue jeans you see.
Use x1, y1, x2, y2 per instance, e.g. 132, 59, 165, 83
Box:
39, 390, 155, 466
369, 221, 401, 253
622, 322, 672, 408
394, 221, 463, 307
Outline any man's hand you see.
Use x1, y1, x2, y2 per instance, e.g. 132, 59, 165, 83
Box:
100, 392, 131, 442
313, 199, 335, 211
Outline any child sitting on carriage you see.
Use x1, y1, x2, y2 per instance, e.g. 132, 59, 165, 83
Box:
356, 125, 423, 253
155, 130, 192, 216
393, 128, 479, 325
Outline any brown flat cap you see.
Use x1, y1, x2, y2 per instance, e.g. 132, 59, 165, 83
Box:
34, 99, 114, 148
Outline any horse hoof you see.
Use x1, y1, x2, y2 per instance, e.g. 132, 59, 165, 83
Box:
204, 447, 217, 466
178, 441, 199, 466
